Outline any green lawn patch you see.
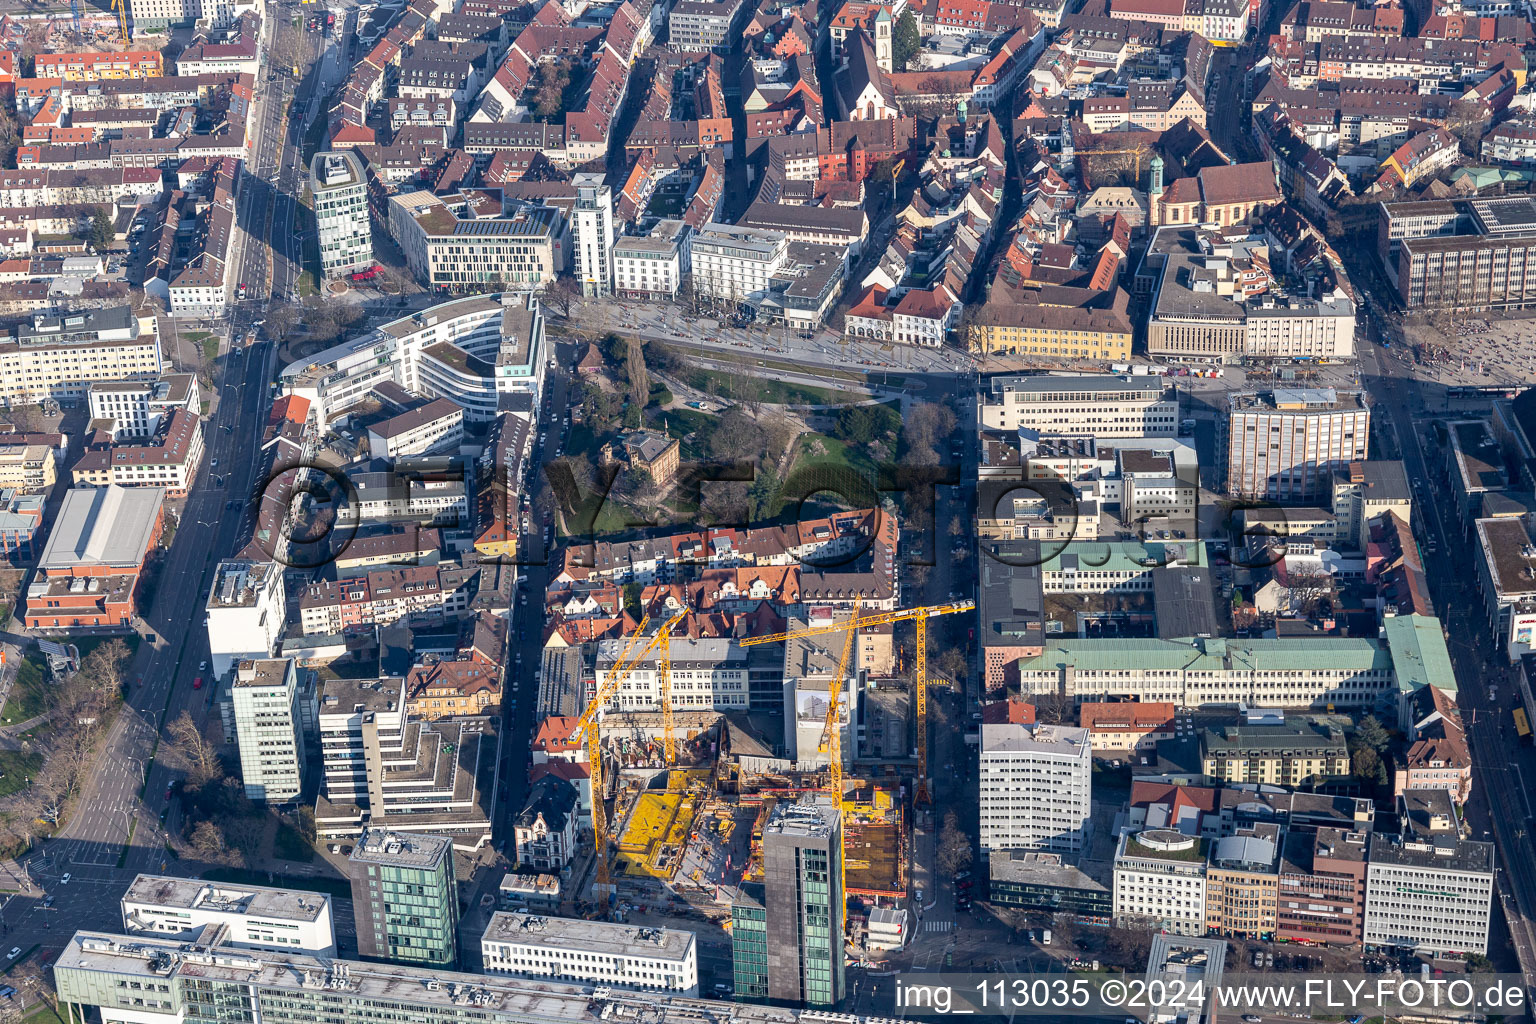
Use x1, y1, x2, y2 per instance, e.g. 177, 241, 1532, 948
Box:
19, 1005, 67, 1024
203, 866, 349, 900
202, 337, 219, 363
679, 366, 860, 406
0, 750, 42, 798
791, 432, 878, 480
273, 823, 315, 863
0, 655, 48, 725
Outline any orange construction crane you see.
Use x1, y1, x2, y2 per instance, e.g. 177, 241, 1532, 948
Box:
741, 599, 975, 806
579, 609, 686, 893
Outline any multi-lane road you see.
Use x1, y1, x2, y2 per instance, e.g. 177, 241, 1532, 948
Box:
0, 0, 327, 967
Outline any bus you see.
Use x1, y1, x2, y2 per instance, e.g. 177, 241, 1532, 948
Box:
1515, 707, 1530, 741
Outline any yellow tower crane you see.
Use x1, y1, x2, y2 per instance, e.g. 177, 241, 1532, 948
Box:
740, 599, 975, 805
579, 609, 686, 893
110, 0, 128, 47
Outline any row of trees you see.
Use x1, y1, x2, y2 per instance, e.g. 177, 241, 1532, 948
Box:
166, 710, 313, 863
0, 641, 131, 855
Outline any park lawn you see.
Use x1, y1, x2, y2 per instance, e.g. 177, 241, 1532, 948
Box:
273, 823, 315, 863
0, 749, 42, 798
0, 656, 48, 725
679, 366, 861, 406
655, 407, 714, 460
792, 432, 879, 481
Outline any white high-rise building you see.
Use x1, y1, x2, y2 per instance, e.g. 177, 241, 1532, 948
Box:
573, 174, 616, 298
482, 912, 699, 995
310, 151, 373, 281
231, 659, 308, 804
121, 874, 336, 956
1226, 388, 1370, 502
979, 723, 1092, 855
205, 560, 287, 678
1363, 833, 1493, 955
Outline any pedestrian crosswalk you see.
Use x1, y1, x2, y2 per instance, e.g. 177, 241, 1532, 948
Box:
922, 919, 953, 933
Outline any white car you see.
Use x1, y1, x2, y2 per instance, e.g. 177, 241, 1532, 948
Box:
5, 949, 18, 961
60, 873, 70, 884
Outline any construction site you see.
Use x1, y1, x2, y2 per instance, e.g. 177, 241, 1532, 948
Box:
565, 601, 973, 941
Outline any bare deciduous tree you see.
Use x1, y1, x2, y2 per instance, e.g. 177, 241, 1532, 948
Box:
190, 820, 225, 856
168, 712, 224, 787
935, 810, 974, 875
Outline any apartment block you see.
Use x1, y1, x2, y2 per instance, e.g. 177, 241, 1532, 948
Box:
87, 373, 200, 440
482, 913, 698, 995
121, 874, 335, 956
0, 306, 163, 407
0, 443, 54, 493
1200, 718, 1350, 786
669, 0, 744, 51
315, 676, 499, 850
71, 408, 204, 496
366, 399, 464, 459
35, 50, 163, 81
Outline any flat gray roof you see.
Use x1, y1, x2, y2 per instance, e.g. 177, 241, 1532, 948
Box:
39, 485, 164, 569
123, 874, 329, 923
57, 931, 796, 1024
350, 828, 453, 869
1367, 832, 1493, 875
989, 374, 1168, 396
482, 913, 694, 962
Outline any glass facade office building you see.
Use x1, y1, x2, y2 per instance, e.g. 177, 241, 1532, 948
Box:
348, 829, 459, 967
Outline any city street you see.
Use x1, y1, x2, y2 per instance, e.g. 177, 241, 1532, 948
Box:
1358, 337, 1536, 983
0, 0, 326, 968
